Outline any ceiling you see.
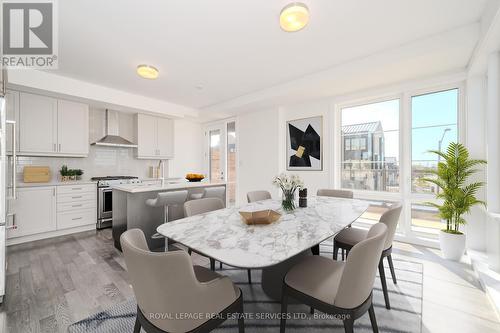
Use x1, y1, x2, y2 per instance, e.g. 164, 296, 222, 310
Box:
54, 0, 489, 114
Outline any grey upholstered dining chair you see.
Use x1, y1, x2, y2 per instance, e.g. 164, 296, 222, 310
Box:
333, 203, 403, 310
120, 229, 244, 333
184, 198, 225, 271
246, 190, 272, 203
316, 189, 355, 256
147, 190, 188, 252
317, 188, 354, 198
280, 223, 388, 333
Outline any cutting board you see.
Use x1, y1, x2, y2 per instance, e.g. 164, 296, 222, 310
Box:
23, 166, 51, 183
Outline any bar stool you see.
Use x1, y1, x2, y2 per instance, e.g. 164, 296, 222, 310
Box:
147, 190, 188, 251
203, 186, 226, 201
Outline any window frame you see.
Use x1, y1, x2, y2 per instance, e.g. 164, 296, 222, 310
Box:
332, 81, 465, 245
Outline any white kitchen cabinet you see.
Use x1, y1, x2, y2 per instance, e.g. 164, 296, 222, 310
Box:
19, 92, 57, 154
57, 100, 89, 155
157, 117, 174, 158
17, 92, 89, 157
136, 114, 157, 158
7, 186, 57, 239
56, 184, 96, 230
136, 114, 174, 159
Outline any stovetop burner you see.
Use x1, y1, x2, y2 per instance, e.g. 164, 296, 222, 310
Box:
91, 176, 139, 181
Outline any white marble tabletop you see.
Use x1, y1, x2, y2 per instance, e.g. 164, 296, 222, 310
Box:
157, 196, 369, 269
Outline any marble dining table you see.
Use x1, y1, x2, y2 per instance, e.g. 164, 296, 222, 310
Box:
157, 196, 369, 299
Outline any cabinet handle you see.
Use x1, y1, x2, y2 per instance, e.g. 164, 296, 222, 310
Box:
72, 217, 83, 221
6, 213, 17, 230
71, 188, 82, 190
71, 196, 82, 199
72, 204, 83, 207
53, 143, 56, 151
59, 143, 61, 152
53, 188, 56, 196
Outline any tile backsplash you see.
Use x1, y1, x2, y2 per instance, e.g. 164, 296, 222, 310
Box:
16, 145, 165, 182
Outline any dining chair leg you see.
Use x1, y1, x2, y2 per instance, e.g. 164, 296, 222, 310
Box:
387, 255, 397, 284
220, 262, 223, 270
342, 249, 345, 261
343, 318, 354, 333
247, 269, 252, 284
238, 297, 245, 333
188, 248, 192, 255
280, 286, 288, 333
368, 303, 379, 333
333, 244, 339, 260
210, 258, 216, 271
378, 260, 391, 309
133, 315, 141, 333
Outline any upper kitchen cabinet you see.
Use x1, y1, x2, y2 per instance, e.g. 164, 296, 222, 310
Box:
135, 113, 174, 159
57, 100, 89, 155
19, 92, 57, 154
17, 92, 89, 157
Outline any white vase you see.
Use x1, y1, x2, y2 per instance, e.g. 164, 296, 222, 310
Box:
439, 230, 466, 261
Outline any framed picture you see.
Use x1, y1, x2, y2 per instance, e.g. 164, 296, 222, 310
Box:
286, 116, 323, 171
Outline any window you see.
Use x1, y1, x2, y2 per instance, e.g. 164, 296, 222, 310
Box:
341, 99, 400, 192
411, 89, 458, 194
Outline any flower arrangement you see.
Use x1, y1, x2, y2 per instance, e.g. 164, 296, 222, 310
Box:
272, 173, 304, 211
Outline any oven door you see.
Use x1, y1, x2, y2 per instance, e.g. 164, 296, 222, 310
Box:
99, 187, 113, 220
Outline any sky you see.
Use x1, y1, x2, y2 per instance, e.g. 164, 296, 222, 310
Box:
341, 89, 458, 166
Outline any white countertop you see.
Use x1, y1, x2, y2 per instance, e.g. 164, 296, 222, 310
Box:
112, 181, 226, 193
158, 197, 369, 269
17, 180, 97, 188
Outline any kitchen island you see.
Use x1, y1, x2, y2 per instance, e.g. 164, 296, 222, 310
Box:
112, 181, 226, 250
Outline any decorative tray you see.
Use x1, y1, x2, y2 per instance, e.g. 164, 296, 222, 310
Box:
239, 209, 281, 225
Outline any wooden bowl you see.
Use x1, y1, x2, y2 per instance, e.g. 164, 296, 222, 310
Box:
239, 209, 281, 225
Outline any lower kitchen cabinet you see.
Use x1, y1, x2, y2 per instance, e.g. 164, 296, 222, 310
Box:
7, 184, 97, 240
7, 186, 57, 239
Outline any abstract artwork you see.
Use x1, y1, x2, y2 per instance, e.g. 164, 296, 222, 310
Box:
286, 116, 322, 170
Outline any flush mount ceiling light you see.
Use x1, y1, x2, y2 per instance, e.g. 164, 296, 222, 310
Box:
280, 2, 309, 32
136, 64, 159, 79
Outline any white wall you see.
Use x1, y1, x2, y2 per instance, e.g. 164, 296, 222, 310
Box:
169, 119, 204, 178
236, 108, 280, 204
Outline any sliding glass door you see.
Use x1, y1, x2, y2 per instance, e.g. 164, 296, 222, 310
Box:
336, 85, 462, 243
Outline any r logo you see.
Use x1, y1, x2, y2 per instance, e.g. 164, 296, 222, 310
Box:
3, 2, 53, 55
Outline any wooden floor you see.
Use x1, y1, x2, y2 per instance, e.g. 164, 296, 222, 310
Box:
0, 229, 499, 333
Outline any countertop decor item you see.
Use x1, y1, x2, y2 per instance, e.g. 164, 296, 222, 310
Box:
299, 188, 308, 208
423, 142, 486, 261
60, 165, 84, 181
272, 173, 303, 212
23, 166, 51, 183
239, 209, 281, 225
186, 173, 205, 182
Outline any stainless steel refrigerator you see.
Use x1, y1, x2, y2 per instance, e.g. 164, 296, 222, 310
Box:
0, 67, 16, 304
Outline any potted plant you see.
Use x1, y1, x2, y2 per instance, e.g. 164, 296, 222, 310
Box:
272, 173, 304, 211
60, 165, 69, 181
423, 142, 486, 261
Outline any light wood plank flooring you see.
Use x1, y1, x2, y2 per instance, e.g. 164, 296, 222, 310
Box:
0, 229, 499, 333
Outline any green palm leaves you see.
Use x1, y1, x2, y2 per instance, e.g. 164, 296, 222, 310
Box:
423, 142, 486, 234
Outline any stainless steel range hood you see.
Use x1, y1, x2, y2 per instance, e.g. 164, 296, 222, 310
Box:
91, 109, 138, 148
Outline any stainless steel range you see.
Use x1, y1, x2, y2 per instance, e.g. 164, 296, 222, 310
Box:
91, 176, 142, 229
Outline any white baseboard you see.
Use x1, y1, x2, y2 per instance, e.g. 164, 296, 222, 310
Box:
6, 224, 96, 246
